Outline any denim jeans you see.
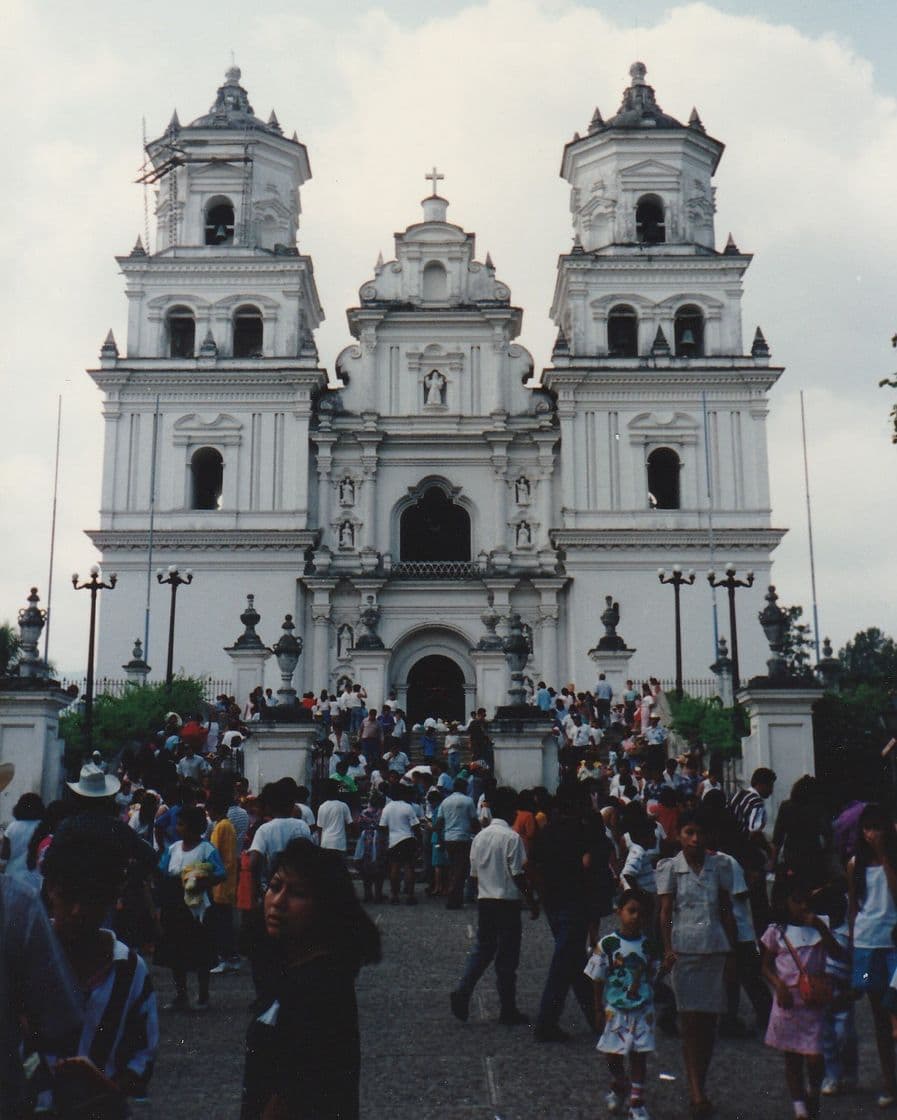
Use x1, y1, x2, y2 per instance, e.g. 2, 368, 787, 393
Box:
535, 904, 595, 1032
456, 900, 522, 1015
822, 1002, 858, 1083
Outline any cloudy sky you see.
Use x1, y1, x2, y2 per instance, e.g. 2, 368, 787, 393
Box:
4, 0, 896, 674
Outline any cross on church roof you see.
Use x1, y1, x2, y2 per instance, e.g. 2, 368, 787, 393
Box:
425, 166, 444, 196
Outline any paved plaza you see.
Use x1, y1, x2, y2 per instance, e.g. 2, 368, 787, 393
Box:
149, 888, 880, 1120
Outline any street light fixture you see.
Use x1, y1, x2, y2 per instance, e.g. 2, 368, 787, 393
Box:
156, 566, 193, 688
707, 563, 755, 691
72, 564, 117, 755
658, 565, 696, 700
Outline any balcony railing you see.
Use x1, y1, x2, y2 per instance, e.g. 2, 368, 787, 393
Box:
391, 560, 479, 580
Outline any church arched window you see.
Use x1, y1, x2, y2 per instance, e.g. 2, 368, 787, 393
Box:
607, 304, 639, 357
233, 305, 264, 358
400, 486, 470, 561
205, 197, 235, 245
166, 306, 196, 358
636, 194, 665, 244
422, 261, 448, 301
647, 447, 681, 510
190, 447, 224, 510
674, 305, 704, 356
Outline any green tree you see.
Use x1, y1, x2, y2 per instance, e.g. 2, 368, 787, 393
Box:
0, 623, 21, 676
878, 333, 897, 442
838, 627, 897, 686
669, 693, 748, 754
781, 604, 815, 679
59, 677, 206, 769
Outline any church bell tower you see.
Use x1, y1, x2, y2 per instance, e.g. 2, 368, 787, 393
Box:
88, 66, 327, 680
542, 63, 786, 681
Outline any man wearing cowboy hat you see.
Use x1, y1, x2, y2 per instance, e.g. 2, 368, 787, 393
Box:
0, 763, 83, 1114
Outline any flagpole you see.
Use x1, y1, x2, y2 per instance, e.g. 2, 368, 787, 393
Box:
800, 390, 821, 661
144, 394, 161, 662
43, 394, 63, 664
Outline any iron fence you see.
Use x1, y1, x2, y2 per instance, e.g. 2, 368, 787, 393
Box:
57, 676, 232, 702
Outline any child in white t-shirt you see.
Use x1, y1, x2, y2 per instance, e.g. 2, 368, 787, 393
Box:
585, 890, 660, 1120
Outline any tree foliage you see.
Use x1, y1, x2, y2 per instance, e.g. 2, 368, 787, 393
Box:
0, 623, 21, 676
669, 693, 748, 754
838, 627, 897, 687
781, 604, 815, 679
59, 677, 207, 765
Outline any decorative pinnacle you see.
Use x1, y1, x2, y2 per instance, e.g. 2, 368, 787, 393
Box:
166, 109, 181, 134
225, 63, 241, 84
572, 130, 581, 142
588, 106, 604, 133
485, 251, 495, 270
723, 232, 740, 255
130, 235, 147, 257
267, 109, 282, 133
100, 329, 119, 357
199, 328, 218, 357
553, 326, 570, 355
290, 130, 299, 143
630, 61, 648, 85
688, 106, 705, 132
751, 326, 770, 358
651, 325, 671, 356
375, 250, 384, 271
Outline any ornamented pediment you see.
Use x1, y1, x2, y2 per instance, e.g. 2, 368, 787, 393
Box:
619, 158, 682, 184
172, 412, 244, 446
628, 411, 699, 446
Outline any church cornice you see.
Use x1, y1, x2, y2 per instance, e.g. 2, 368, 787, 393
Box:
550, 527, 786, 551
86, 529, 319, 552
541, 363, 782, 393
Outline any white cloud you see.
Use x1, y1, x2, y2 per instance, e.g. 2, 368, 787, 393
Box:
4, 0, 896, 670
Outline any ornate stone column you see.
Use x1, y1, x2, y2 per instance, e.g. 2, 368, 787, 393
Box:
224, 594, 272, 708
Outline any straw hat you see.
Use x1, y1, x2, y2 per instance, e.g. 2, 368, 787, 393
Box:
66, 761, 121, 798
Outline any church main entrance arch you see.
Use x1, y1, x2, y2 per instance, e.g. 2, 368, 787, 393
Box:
389, 625, 476, 726
406, 655, 465, 726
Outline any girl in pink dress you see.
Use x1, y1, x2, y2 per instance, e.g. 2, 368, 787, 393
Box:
760, 879, 846, 1119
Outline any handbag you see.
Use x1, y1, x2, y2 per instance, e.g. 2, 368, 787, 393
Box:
781, 931, 832, 1008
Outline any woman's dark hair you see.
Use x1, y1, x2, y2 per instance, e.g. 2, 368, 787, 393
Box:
770, 870, 813, 927
139, 791, 160, 827
789, 775, 820, 805
271, 839, 381, 972
178, 804, 208, 838
26, 800, 71, 871
43, 827, 126, 906
13, 793, 44, 821
854, 803, 897, 906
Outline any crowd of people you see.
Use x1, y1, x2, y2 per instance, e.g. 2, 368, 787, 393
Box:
1, 673, 896, 1119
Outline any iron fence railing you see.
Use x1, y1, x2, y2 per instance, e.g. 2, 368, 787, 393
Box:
391, 560, 479, 579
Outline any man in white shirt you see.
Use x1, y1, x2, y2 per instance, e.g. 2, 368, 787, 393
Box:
248, 783, 313, 890
379, 786, 422, 904
176, 743, 209, 784
316, 781, 354, 853
450, 787, 539, 1027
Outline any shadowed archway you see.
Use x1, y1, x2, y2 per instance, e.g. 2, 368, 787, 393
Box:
406, 655, 466, 726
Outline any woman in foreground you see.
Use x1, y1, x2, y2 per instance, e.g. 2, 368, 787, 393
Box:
242, 838, 382, 1120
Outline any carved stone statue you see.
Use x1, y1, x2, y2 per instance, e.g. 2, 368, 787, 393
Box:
424, 369, 446, 406
515, 476, 531, 505
516, 521, 532, 548
338, 521, 355, 550
338, 477, 355, 506
597, 595, 627, 651
337, 623, 354, 661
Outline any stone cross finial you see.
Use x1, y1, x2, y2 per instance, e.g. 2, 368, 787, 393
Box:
425, 166, 444, 196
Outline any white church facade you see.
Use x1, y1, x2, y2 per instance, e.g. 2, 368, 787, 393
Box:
88, 63, 785, 718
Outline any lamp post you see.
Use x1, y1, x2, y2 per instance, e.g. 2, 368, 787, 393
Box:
72, 565, 117, 754
707, 563, 754, 691
156, 566, 193, 688
658, 565, 696, 699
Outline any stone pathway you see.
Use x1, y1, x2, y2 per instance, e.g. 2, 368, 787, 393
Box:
148, 890, 882, 1119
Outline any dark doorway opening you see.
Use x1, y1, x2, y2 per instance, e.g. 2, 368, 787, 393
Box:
400, 487, 470, 561
406, 655, 466, 726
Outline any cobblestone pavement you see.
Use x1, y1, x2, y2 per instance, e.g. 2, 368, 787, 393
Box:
148, 890, 880, 1119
